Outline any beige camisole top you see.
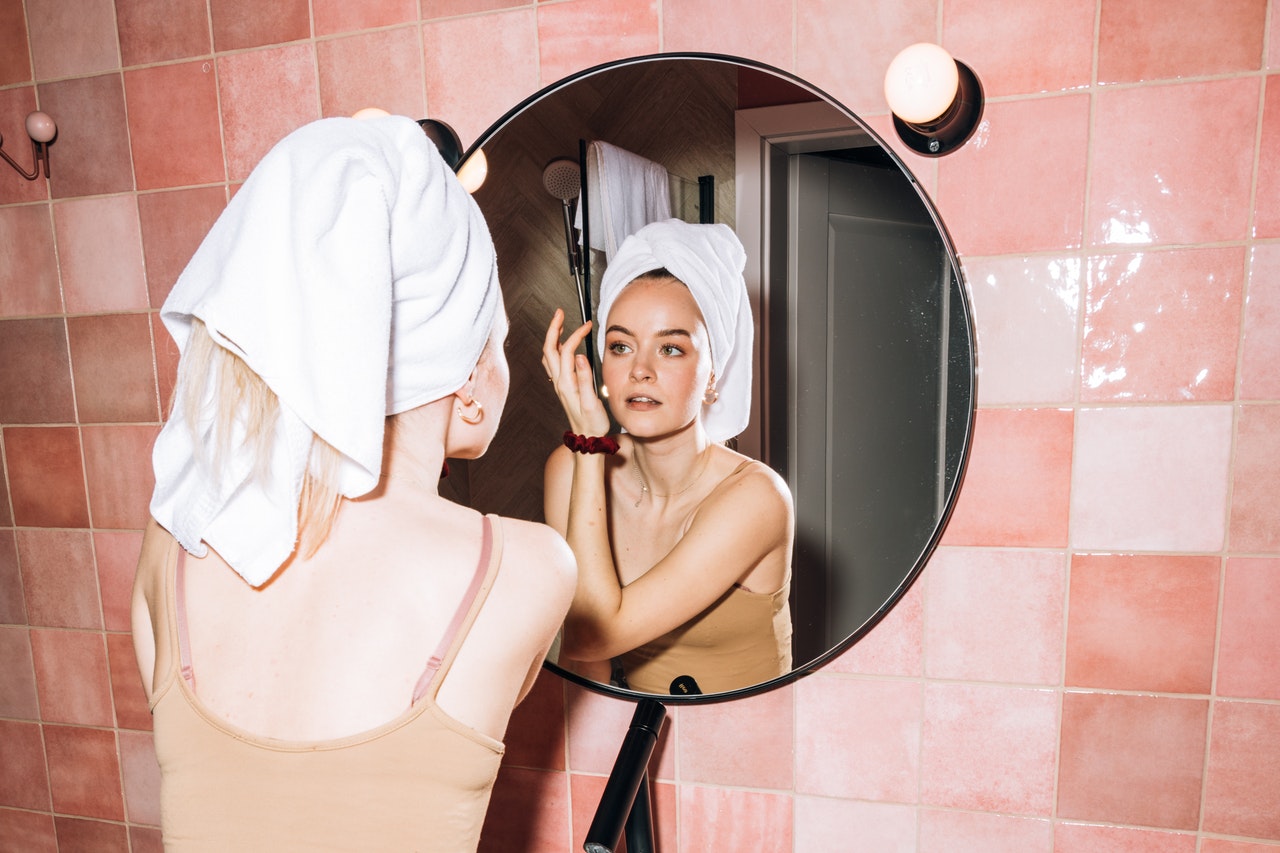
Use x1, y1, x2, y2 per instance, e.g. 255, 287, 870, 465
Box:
140, 517, 505, 852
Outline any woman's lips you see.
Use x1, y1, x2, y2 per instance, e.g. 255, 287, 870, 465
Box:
626, 395, 660, 411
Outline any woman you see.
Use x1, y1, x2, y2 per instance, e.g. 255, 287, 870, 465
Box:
131, 115, 575, 850
543, 219, 794, 695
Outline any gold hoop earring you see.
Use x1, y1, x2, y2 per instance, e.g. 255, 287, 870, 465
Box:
457, 397, 484, 425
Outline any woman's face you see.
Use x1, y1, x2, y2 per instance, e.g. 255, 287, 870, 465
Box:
601, 276, 713, 439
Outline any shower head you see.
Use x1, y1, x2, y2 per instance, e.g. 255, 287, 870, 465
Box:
542, 158, 581, 202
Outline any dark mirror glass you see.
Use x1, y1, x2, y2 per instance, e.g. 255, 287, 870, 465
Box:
446, 54, 975, 703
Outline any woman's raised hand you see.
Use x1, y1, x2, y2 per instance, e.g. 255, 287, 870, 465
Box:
543, 308, 611, 437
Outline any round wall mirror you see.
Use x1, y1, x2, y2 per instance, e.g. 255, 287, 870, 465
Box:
450, 53, 975, 703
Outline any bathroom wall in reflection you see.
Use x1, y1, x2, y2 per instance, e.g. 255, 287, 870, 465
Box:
1, 0, 1277, 850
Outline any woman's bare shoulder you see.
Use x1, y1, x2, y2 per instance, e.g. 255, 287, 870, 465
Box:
494, 516, 577, 599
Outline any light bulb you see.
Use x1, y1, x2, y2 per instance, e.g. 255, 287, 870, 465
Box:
884, 43, 959, 125
457, 148, 488, 194
351, 107, 391, 120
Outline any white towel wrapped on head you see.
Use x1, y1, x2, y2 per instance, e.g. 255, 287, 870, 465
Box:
595, 219, 751, 443
150, 115, 500, 586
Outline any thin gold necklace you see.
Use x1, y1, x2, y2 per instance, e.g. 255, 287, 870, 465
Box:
633, 449, 712, 507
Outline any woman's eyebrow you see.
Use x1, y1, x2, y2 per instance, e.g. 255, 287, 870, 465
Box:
606, 323, 692, 339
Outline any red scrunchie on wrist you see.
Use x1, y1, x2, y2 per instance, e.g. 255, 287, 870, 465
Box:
563, 431, 620, 455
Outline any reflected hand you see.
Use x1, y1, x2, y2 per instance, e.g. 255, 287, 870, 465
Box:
542, 308, 611, 437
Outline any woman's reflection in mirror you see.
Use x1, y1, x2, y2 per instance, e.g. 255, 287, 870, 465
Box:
542, 219, 794, 695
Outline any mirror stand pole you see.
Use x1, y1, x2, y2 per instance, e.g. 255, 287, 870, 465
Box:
583, 698, 667, 853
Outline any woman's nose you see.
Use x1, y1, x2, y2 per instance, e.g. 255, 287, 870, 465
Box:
629, 356, 653, 381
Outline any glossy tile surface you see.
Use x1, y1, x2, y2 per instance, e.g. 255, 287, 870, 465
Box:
795, 797, 917, 852
217, 44, 321, 181
918, 810, 1053, 853
43, 725, 125, 820
662, 0, 792, 71
679, 686, 792, 789
125, 62, 225, 191
4, 427, 90, 528
210, 0, 309, 51
317, 27, 426, 119
17, 529, 100, 630
1088, 78, 1258, 247
1054, 822, 1196, 852
0, 318, 74, 424
943, 0, 1094, 96
0, 204, 61, 317
1217, 558, 1280, 700
53, 196, 148, 314
536, 0, 658, 89
1202, 701, 1280, 839
30, 629, 113, 726
923, 548, 1066, 685
1097, 0, 1266, 83
1065, 554, 1219, 693
67, 314, 159, 424
1057, 692, 1207, 829
677, 786, 793, 853
967, 254, 1080, 405
115, 0, 211, 65
1256, 81, 1280, 238
1240, 244, 1280, 399
1228, 404, 1280, 553
24, 0, 118, 79
1070, 405, 1233, 551
313, 0, 416, 35
1081, 248, 1244, 402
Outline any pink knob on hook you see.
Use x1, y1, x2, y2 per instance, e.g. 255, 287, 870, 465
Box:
26, 111, 56, 143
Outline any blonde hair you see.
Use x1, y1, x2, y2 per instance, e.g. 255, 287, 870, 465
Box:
175, 320, 344, 558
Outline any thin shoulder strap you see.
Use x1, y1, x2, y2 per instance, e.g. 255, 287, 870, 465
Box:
174, 549, 196, 689
411, 515, 500, 703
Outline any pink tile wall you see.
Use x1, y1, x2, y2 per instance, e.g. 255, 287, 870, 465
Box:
2, 1, 1277, 850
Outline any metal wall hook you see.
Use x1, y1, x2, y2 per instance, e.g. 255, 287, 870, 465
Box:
1, 111, 56, 180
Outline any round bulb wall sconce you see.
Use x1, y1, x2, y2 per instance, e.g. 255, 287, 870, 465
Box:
1, 110, 56, 180
884, 43, 983, 157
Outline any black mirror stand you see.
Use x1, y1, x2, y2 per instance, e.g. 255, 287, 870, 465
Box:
583, 699, 667, 853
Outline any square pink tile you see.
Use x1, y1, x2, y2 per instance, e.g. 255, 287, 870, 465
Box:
677, 786, 793, 853
0, 530, 24, 622
0, 719, 53, 810
918, 809, 1053, 853
217, 45, 322, 182
1088, 78, 1258, 247
0, 627, 39, 719
795, 675, 921, 801
1228, 404, 1280, 552
1202, 842, 1280, 853
67, 313, 159, 424
1082, 248, 1245, 402
138, 187, 227, 309
935, 95, 1090, 256
1057, 692, 1208, 829
1070, 405, 1233, 551
1097, 0, 1266, 84
0, 205, 61, 317
566, 687, 674, 779
118, 729, 160, 825
422, 10, 539, 149
81, 425, 160, 530
95, 531, 144, 632
25, 0, 119, 80
1053, 822, 1196, 852
967, 254, 1081, 406
313, 0, 416, 35
940, 408, 1074, 548
4, 426, 90, 529
125, 62, 225, 191
943, 0, 1094, 96
479, 767, 570, 852
108, 632, 152, 732
923, 548, 1066, 685
1217, 558, 1280, 700
795, 797, 916, 852
663, 0, 792, 72
53, 196, 148, 314
0, 317, 75, 424
1240, 244, 1280, 399
115, 0, 211, 65
679, 685, 792, 789
52, 817, 128, 850
536, 0, 658, 89
43, 724, 125, 820
0, 88, 47, 205
1065, 554, 1219, 694
30, 628, 113, 727
0, 808, 56, 851
130, 826, 164, 852
317, 27, 426, 120
502, 669, 565, 770
824, 567, 923, 677
1253, 72, 1280, 238
920, 683, 1059, 814
796, 0, 935, 117
0, 1, 31, 86
39, 74, 135, 200
210, 0, 310, 52
17, 528, 100, 630
1202, 700, 1280, 839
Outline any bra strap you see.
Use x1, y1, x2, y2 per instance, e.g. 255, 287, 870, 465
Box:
175, 549, 196, 689
412, 515, 495, 703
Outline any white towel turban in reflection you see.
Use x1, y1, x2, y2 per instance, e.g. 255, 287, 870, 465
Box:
595, 219, 751, 443
150, 115, 500, 586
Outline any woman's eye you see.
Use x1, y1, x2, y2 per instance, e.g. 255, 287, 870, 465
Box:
607, 341, 631, 354
659, 344, 684, 357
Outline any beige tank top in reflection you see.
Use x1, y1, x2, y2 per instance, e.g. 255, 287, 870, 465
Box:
138, 519, 505, 852
617, 580, 792, 695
